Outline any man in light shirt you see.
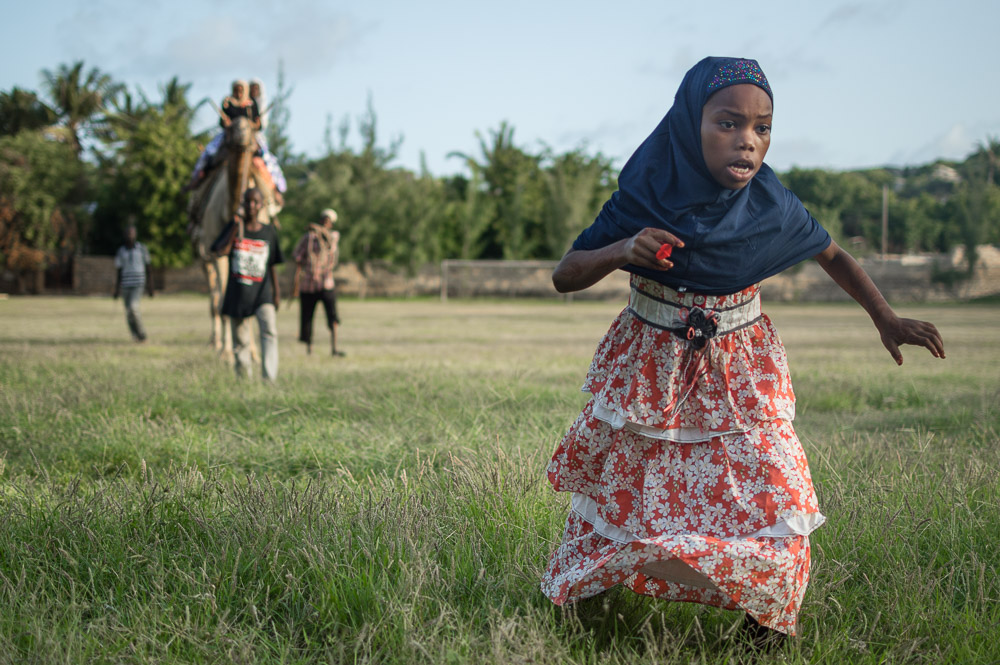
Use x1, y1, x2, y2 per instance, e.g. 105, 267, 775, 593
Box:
112, 225, 154, 342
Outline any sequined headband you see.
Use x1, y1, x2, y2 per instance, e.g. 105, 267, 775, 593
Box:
706, 59, 772, 99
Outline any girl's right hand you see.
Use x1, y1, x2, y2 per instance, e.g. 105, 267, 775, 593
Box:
876, 314, 945, 365
552, 228, 685, 293
623, 228, 685, 271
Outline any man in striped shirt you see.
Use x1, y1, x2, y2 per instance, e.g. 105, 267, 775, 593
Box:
112, 225, 154, 342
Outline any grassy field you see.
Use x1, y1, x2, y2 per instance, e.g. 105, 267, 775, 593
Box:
0, 294, 998, 664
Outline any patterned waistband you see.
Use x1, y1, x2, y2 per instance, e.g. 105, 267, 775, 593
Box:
627, 284, 762, 342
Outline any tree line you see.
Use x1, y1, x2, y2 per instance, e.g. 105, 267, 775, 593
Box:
2, 62, 998, 292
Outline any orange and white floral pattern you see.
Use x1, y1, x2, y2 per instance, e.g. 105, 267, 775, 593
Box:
541, 276, 824, 634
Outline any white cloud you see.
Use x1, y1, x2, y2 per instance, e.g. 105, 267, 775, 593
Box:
54, 0, 361, 84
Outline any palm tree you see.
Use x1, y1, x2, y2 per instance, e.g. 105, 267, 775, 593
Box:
99, 77, 202, 148
977, 136, 999, 187
159, 77, 199, 118
40, 61, 123, 155
542, 148, 614, 258
448, 122, 543, 258
0, 87, 56, 136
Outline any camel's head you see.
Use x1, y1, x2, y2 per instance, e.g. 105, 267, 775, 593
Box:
225, 116, 256, 152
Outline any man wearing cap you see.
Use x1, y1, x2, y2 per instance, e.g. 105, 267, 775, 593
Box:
292, 208, 344, 356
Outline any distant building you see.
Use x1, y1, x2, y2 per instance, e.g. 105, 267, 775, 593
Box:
932, 164, 962, 184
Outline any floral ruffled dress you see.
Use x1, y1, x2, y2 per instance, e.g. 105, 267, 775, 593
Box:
541, 275, 825, 634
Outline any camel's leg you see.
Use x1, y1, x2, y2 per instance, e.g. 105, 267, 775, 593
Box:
215, 256, 234, 363
203, 260, 223, 350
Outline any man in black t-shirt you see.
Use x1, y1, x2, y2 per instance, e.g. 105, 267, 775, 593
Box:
213, 188, 284, 381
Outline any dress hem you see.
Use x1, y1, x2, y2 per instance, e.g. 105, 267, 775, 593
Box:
570, 491, 826, 545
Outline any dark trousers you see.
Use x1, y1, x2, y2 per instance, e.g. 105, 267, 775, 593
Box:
122, 286, 147, 340
299, 289, 338, 344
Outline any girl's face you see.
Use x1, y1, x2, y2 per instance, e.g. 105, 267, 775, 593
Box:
232, 83, 246, 99
700, 84, 772, 189
249, 83, 260, 99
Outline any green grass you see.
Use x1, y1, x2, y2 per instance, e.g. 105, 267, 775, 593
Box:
1, 294, 998, 664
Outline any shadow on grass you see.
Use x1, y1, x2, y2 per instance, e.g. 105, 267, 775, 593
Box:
549, 587, 755, 663
967, 293, 1000, 305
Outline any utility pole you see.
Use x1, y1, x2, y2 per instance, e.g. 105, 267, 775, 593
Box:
881, 184, 889, 258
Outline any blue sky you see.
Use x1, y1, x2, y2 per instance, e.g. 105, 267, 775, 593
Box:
2, 0, 998, 177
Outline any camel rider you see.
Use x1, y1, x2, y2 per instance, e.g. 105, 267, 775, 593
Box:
187, 79, 254, 189
220, 79, 260, 130
249, 78, 267, 130
187, 79, 286, 196
247, 78, 286, 196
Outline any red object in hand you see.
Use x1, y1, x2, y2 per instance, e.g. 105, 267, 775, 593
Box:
656, 243, 673, 261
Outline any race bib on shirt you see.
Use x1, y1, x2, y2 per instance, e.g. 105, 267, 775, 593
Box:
232, 237, 270, 284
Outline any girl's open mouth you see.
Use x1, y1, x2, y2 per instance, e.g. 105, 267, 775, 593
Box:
727, 160, 755, 180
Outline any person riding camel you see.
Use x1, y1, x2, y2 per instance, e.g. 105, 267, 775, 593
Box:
187, 80, 254, 190
186, 79, 285, 198
220, 79, 260, 130
247, 77, 285, 205
249, 78, 267, 130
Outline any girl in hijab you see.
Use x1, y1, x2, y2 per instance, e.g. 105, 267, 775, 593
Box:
187, 80, 258, 189
247, 78, 287, 197
541, 57, 944, 647
220, 79, 259, 129
188, 79, 286, 195
249, 78, 267, 130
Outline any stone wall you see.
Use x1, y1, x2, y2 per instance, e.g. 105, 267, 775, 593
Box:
760, 245, 1000, 302
439, 260, 627, 300
432, 247, 1000, 302
72, 256, 206, 295
54, 243, 1000, 302
72, 256, 116, 294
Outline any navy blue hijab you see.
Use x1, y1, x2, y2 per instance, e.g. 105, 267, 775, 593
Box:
572, 56, 830, 294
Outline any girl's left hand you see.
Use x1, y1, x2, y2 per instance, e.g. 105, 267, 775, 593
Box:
878, 316, 945, 365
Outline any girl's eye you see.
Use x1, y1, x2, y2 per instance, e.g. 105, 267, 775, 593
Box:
720, 121, 736, 129
757, 125, 771, 134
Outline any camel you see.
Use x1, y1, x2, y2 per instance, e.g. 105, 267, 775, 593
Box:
187, 116, 282, 360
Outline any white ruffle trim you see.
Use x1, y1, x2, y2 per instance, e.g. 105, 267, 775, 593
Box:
591, 401, 797, 443
571, 492, 826, 546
